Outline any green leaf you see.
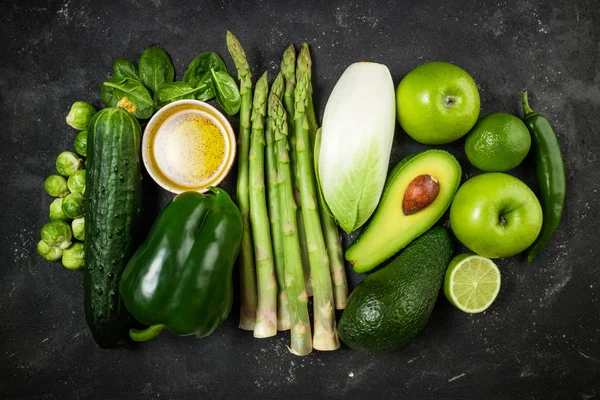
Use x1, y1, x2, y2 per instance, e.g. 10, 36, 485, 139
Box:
153, 81, 212, 109
139, 46, 175, 93
113, 59, 140, 81
211, 69, 241, 115
100, 76, 154, 119
184, 52, 227, 88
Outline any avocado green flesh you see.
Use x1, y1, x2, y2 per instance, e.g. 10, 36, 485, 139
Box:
346, 150, 461, 273
338, 227, 454, 354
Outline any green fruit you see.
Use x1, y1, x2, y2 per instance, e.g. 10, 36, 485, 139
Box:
85, 107, 142, 349
339, 227, 454, 354
346, 150, 461, 273
396, 61, 480, 145
443, 253, 501, 313
465, 113, 531, 172
449, 173, 543, 258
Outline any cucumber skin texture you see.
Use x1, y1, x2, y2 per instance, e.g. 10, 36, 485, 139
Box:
338, 227, 454, 354
84, 107, 142, 349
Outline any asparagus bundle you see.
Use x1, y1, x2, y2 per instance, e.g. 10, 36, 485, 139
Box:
265, 74, 290, 331
270, 89, 312, 355
226, 31, 257, 330
296, 44, 348, 309
281, 46, 313, 297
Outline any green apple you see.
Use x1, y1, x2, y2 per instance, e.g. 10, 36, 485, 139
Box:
396, 62, 480, 145
449, 173, 542, 258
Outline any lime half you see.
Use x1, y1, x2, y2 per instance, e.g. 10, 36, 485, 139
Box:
443, 253, 501, 313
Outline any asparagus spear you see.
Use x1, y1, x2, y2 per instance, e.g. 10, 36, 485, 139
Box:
266, 73, 290, 331
226, 31, 257, 330
281, 44, 313, 297
297, 43, 348, 309
294, 71, 339, 351
249, 73, 277, 338
270, 91, 312, 356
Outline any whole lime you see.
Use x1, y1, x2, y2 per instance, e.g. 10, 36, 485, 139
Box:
465, 113, 531, 172
396, 62, 480, 145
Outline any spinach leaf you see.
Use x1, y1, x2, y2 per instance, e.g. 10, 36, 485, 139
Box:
184, 52, 227, 88
112, 59, 140, 81
100, 76, 155, 119
139, 46, 175, 94
154, 82, 213, 110
211, 69, 241, 116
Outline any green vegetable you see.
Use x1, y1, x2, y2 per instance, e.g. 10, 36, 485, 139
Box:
266, 73, 289, 331
298, 44, 348, 310
281, 44, 312, 297
37, 240, 63, 261
295, 71, 339, 351
270, 90, 312, 356
55, 151, 83, 177
248, 73, 277, 338
138, 46, 175, 93
184, 52, 227, 90
226, 31, 257, 331
66, 101, 96, 130
338, 227, 454, 353
49, 198, 68, 220
318, 62, 396, 233
100, 76, 154, 119
113, 59, 140, 81
74, 130, 87, 157
45, 174, 69, 197
522, 91, 566, 262
40, 220, 72, 249
211, 68, 242, 115
62, 242, 85, 270
62, 192, 84, 219
153, 82, 212, 110
84, 106, 143, 348
72, 217, 85, 241
120, 188, 243, 341
67, 169, 86, 194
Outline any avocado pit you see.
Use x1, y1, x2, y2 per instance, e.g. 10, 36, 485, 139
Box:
402, 174, 440, 215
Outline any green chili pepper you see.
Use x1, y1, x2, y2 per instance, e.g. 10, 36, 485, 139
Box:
119, 187, 243, 341
522, 91, 566, 262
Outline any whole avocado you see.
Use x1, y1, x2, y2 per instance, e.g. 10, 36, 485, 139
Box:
338, 227, 454, 353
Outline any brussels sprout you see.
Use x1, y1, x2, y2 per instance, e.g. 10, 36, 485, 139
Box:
44, 174, 69, 197
74, 130, 87, 157
62, 192, 84, 219
40, 220, 72, 249
67, 170, 86, 194
66, 101, 96, 130
37, 240, 63, 261
72, 217, 85, 241
49, 198, 68, 220
62, 242, 85, 270
56, 151, 83, 177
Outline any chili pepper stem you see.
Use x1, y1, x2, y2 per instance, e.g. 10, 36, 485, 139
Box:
129, 324, 166, 342
522, 90, 534, 116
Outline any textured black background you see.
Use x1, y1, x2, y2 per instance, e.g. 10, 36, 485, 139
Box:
1, 0, 599, 398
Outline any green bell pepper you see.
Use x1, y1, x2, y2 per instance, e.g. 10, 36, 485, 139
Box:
119, 187, 243, 341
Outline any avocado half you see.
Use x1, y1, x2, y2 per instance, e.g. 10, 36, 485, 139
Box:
345, 150, 461, 273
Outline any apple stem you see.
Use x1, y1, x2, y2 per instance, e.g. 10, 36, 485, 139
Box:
499, 214, 507, 226
444, 95, 456, 108
522, 90, 535, 117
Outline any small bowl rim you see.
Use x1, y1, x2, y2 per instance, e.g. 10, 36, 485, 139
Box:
141, 99, 236, 194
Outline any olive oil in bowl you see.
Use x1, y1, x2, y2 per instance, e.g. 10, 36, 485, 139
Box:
142, 100, 236, 193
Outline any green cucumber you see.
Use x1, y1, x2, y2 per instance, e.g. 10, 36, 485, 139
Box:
84, 107, 142, 348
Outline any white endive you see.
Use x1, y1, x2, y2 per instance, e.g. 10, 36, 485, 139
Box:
317, 62, 395, 234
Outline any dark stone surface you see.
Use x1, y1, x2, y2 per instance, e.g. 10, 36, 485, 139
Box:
1, 0, 599, 398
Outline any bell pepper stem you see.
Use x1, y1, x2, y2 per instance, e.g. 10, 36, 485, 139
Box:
129, 324, 166, 342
